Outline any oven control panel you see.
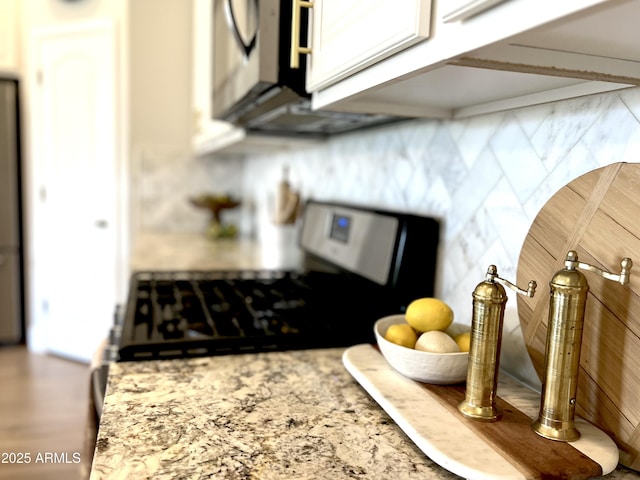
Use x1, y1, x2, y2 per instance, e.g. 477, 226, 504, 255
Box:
300, 202, 399, 285
299, 200, 440, 297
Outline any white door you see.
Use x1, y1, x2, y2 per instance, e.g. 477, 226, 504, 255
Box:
30, 20, 119, 363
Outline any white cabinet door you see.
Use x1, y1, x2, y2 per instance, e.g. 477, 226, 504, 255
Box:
305, 0, 432, 92
30, 20, 120, 363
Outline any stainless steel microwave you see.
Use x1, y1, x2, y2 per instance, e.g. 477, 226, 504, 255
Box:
212, 0, 402, 137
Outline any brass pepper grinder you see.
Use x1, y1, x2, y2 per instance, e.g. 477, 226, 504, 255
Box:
532, 250, 632, 441
458, 265, 537, 421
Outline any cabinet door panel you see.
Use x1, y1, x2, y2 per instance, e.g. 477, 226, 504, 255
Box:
306, 0, 432, 91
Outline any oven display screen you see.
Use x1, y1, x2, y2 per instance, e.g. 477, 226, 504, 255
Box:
329, 214, 351, 243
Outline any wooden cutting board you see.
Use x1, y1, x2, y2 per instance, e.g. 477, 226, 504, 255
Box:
342, 344, 619, 479
516, 162, 640, 471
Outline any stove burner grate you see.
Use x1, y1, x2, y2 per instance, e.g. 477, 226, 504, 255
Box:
118, 270, 394, 361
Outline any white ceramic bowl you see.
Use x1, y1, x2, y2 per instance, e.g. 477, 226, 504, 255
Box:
374, 314, 469, 385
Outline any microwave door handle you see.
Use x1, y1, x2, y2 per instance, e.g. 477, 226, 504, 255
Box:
224, 0, 258, 59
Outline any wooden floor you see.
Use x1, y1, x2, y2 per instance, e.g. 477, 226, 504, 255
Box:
0, 345, 94, 480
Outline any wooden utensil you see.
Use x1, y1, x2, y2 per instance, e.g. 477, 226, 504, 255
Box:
516, 162, 640, 470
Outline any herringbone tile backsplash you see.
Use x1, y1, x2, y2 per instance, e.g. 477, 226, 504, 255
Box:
139, 86, 640, 388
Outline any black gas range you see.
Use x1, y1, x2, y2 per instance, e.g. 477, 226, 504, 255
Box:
93, 200, 439, 415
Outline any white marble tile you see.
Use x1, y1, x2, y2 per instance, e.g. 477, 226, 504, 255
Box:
403, 166, 431, 209
455, 111, 504, 168
445, 208, 496, 283
397, 120, 440, 160
483, 178, 531, 263
530, 93, 616, 171
136, 146, 243, 233
390, 155, 417, 193
448, 149, 501, 239
512, 101, 556, 139
415, 174, 452, 219
489, 117, 548, 204
580, 97, 640, 165
424, 129, 468, 188
475, 239, 515, 290
620, 87, 640, 122
500, 311, 543, 391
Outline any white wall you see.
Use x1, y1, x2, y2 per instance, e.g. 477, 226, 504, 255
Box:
20, 0, 191, 148
128, 0, 192, 148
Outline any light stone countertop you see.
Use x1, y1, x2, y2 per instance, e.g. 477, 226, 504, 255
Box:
129, 231, 303, 273
90, 348, 461, 480
129, 233, 264, 272
90, 347, 640, 480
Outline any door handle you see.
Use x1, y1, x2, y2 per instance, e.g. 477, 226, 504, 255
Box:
224, 0, 259, 59
290, 0, 313, 69
95, 220, 108, 228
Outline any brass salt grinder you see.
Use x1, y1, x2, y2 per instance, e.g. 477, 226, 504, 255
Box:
532, 250, 632, 441
458, 265, 537, 421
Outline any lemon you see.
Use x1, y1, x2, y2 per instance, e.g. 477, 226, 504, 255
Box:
405, 298, 454, 332
384, 323, 418, 349
415, 330, 460, 353
455, 331, 471, 352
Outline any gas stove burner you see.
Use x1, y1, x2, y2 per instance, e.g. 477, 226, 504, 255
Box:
119, 270, 354, 360
115, 201, 440, 362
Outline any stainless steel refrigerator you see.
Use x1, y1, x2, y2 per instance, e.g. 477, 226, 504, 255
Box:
0, 77, 24, 344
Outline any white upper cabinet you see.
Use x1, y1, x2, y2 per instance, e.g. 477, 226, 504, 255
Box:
306, 0, 640, 119
191, 0, 246, 155
304, 0, 432, 92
